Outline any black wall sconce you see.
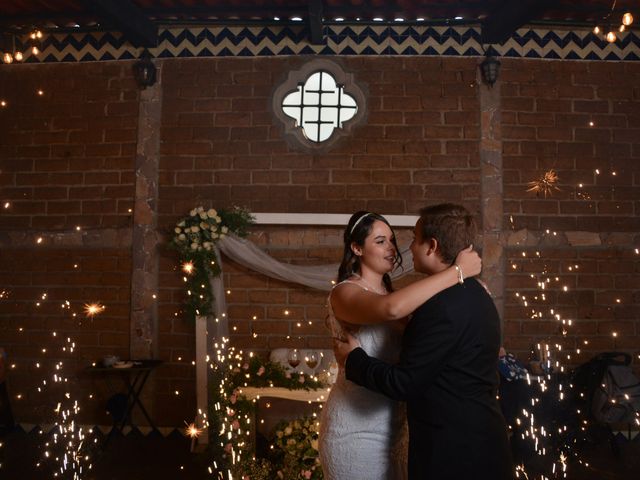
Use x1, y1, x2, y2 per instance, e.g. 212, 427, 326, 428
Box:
133, 49, 156, 89
480, 50, 501, 88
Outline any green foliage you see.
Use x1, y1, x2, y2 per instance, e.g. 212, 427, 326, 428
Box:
228, 416, 324, 480
212, 351, 326, 479
228, 354, 325, 392
271, 417, 323, 479
170, 206, 254, 319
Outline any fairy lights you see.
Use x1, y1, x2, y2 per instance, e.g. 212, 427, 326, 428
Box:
592, 6, 635, 43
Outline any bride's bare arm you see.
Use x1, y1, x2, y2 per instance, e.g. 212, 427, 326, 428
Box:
332, 247, 481, 325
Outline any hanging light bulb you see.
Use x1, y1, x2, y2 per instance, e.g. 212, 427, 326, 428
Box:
35, 30, 43, 39
619, 24, 626, 32
31, 45, 39, 55
2, 52, 13, 64
14, 51, 23, 61
593, 25, 601, 34
622, 12, 633, 26
606, 30, 617, 43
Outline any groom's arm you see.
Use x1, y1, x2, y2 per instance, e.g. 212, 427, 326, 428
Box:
345, 301, 458, 401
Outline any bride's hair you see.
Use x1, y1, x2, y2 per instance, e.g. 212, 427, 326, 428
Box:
337, 211, 402, 292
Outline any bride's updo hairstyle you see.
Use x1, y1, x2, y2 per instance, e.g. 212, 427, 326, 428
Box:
337, 211, 402, 292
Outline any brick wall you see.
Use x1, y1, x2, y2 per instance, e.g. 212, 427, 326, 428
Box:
1, 56, 638, 427
501, 59, 640, 365
157, 57, 481, 217
0, 62, 139, 423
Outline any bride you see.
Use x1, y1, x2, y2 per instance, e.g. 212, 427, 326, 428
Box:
318, 211, 481, 479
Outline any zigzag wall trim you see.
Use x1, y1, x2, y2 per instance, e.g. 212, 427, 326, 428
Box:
12, 25, 640, 62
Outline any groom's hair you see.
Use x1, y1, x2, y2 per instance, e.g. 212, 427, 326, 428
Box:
418, 203, 477, 265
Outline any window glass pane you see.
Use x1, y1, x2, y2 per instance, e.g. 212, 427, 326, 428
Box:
306, 72, 321, 91
321, 107, 339, 126
282, 88, 302, 106
304, 107, 319, 122
318, 124, 333, 142
280, 69, 360, 144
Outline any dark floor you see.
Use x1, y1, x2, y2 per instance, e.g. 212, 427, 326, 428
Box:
1, 425, 639, 479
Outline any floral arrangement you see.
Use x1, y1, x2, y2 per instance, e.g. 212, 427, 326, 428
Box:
213, 349, 326, 479
170, 206, 253, 318
272, 417, 323, 479
230, 416, 323, 480
229, 354, 326, 392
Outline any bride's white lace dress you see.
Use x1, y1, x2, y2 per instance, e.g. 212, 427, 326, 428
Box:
319, 281, 408, 480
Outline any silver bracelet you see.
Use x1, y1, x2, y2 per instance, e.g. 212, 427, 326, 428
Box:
453, 264, 464, 284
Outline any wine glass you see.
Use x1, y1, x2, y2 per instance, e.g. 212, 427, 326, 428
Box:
287, 349, 300, 371
305, 351, 318, 371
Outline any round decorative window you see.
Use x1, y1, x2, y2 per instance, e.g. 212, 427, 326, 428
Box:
273, 59, 366, 151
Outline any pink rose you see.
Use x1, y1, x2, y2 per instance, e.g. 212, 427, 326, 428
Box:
257, 366, 265, 376
303, 470, 312, 479
224, 443, 232, 453
242, 363, 249, 370
229, 394, 237, 404
232, 420, 240, 430
285, 372, 291, 379
298, 374, 305, 383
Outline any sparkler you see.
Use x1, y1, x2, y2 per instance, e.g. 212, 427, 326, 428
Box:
508, 162, 640, 477
526, 170, 561, 198
182, 261, 195, 275
82, 303, 104, 318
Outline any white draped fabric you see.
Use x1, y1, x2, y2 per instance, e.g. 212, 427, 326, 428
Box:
208, 234, 415, 334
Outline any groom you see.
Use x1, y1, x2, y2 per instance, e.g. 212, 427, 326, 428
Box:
334, 203, 514, 480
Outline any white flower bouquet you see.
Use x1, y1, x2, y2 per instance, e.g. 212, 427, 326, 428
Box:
170, 205, 253, 318
273, 417, 323, 479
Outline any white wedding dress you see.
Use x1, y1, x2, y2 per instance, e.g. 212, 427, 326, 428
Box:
319, 281, 408, 480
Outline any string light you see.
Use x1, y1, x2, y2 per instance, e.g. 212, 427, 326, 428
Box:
593, 9, 635, 43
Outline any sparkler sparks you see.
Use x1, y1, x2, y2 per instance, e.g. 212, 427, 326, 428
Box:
184, 422, 203, 438
526, 170, 561, 198
182, 261, 195, 274
83, 303, 105, 318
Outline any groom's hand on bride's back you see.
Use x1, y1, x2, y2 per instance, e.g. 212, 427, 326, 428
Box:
332, 332, 360, 367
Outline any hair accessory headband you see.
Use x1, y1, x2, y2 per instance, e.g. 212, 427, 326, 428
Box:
349, 212, 373, 236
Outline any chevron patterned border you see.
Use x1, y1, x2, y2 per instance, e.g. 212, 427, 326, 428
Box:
13, 25, 640, 62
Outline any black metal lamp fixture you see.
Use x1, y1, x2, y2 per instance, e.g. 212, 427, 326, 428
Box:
480, 53, 501, 88
133, 49, 156, 89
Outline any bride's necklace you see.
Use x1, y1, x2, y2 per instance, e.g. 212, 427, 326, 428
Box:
352, 273, 387, 295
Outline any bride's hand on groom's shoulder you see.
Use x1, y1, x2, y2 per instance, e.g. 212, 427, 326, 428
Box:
332, 331, 360, 367
455, 245, 482, 278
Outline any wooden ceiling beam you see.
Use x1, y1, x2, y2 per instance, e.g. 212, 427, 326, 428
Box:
308, 0, 324, 44
85, 0, 157, 47
481, 0, 554, 44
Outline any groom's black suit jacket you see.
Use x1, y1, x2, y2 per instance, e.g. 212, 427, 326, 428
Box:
346, 278, 514, 480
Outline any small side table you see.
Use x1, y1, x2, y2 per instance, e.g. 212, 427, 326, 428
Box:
86, 359, 162, 445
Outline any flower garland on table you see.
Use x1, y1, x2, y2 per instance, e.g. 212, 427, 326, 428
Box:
213, 349, 326, 479
229, 354, 326, 391
170, 206, 254, 319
